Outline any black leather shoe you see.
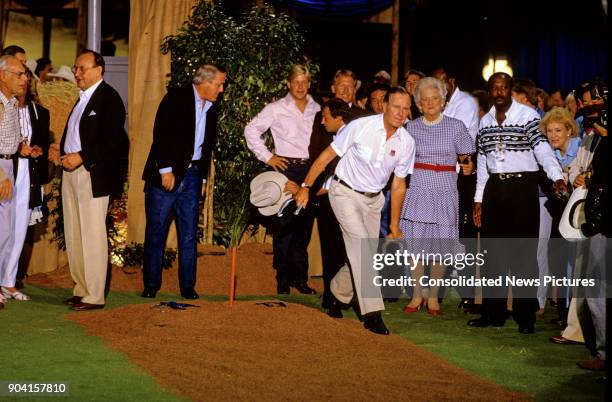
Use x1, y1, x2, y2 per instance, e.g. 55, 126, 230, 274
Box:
383, 297, 399, 303
63, 296, 83, 306
141, 288, 157, 298
277, 284, 290, 295
327, 297, 343, 319
363, 312, 389, 335
468, 317, 489, 327
71, 302, 105, 311
181, 288, 199, 299
292, 282, 317, 295
518, 325, 535, 334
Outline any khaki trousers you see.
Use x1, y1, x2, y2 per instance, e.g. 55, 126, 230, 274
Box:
561, 298, 585, 342
62, 166, 109, 305
328, 180, 385, 315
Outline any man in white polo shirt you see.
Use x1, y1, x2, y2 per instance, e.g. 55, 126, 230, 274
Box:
295, 87, 415, 335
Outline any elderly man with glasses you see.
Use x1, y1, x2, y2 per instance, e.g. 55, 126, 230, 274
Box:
0, 55, 29, 309
49, 49, 128, 311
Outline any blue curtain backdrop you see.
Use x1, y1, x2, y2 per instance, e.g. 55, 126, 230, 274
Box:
516, 32, 607, 92
272, 0, 394, 16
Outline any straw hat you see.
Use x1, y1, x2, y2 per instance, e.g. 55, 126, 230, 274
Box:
558, 187, 588, 241
46, 65, 76, 84
249, 171, 292, 216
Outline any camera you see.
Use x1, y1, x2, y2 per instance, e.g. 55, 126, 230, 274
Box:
576, 81, 608, 129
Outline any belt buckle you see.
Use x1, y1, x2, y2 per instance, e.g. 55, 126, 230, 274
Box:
499, 173, 507, 180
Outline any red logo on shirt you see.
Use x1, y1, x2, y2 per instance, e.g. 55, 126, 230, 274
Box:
390, 150, 396, 156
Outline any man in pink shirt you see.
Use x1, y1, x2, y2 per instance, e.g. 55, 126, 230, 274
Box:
244, 64, 321, 295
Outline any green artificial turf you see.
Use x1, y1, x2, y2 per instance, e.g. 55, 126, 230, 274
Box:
284, 290, 605, 402
0, 286, 187, 402
1, 284, 605, 401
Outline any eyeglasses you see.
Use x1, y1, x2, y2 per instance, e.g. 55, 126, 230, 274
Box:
71, 65, 98, 74
3, 69, 27, 79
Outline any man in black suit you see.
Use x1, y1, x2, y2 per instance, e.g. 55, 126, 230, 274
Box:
141, 64, 226, 299
49, 49, 127, 311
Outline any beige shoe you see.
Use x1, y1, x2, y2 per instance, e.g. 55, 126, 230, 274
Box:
0, 287, 30, 301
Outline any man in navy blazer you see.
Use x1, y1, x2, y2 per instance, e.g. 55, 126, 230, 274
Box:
141, 64, 226, 299
49, 49, 127, 311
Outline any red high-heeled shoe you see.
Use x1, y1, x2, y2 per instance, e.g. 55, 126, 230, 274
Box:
427, 307, 441, 316
403, 300, 424, 314
427, 300, 441, 316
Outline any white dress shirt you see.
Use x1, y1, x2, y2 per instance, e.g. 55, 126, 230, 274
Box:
64, 79, 103, 153
244, 93, 320, 163
332, 114, 415, 193
475, 100, 563, 202
443, 86, 479, 141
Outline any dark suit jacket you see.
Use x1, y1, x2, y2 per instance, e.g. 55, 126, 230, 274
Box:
307, 104, 368, 193
14, 102, 51, 208
142, 86, 219, 190
60, 80, 127, 198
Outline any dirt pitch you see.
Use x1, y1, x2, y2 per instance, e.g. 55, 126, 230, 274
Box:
67, 300, 526, 402
27, 243, 322, 296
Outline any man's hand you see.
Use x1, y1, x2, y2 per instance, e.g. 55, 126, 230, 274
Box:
295, 187, 309, 209
60, 152, 83, 171
161, 172, 175, 191
553, 179, 569, 199
458, 155, 474, 175
18, 142, 32, 157
593, 122, 608, 137
0, 178, 12, 200
573, 174, 586, 189
267, 155, 289, 172
48, 143, 61, 165
284, 180, 299, 196
201, 182, 207, 198
30, 145, 43, 159
387, 224, 403, 239
473, 202, 482, 228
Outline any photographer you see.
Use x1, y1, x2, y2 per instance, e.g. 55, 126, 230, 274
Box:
568, 82, 607, 190
551, 82, 607, 348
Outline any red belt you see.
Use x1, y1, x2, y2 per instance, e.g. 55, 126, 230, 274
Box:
414, 162, 456, 172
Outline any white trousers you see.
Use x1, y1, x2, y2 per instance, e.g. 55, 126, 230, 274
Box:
1, 158, 31, 287
329, 180, 385, 315
537, 196, 552, 308
0, 159, 15, 282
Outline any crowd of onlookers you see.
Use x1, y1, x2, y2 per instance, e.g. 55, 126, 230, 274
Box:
0, 41, 607, 377
244, 62, 607, 373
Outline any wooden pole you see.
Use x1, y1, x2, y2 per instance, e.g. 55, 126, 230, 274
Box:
42, 15, 51, 59
390, 0, 400, 85
229, 246, 237, 307
76, 0, 87, 54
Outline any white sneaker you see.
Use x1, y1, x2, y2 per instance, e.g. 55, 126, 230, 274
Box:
0, 287, 30, 301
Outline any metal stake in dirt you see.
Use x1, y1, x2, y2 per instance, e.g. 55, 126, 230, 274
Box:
229, 246, 237, 307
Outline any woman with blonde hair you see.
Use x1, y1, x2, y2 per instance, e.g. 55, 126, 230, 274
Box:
537, 106, 581, 326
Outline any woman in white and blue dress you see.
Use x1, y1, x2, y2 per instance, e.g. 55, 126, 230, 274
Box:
396, 77, 475, 315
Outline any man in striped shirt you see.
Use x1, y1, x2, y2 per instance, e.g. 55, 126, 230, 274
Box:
469, 72, 567, 334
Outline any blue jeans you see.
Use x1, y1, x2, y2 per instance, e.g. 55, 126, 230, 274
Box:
143, 166, 200, 292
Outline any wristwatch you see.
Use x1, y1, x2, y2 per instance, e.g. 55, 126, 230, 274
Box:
300, 182, 311, 189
